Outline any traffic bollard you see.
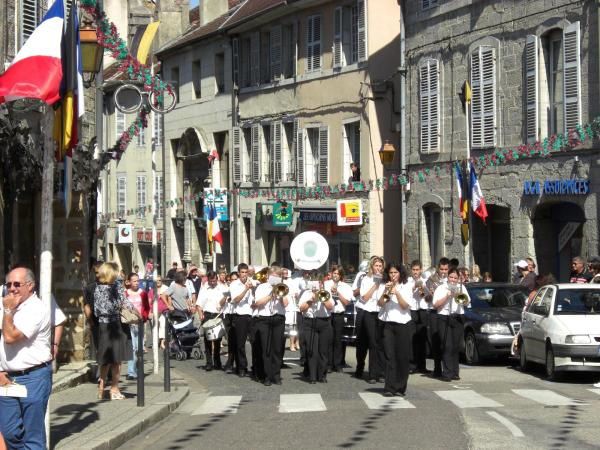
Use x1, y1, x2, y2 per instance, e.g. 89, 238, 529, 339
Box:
164, 319, 171, 392
137, 320, 145, 407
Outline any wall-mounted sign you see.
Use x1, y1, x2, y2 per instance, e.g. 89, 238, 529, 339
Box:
299, 209, 337, 223
336, 200, 363, 226
273, 202, 294, 226
523, 179, 590, 196
117, 224, 133, 244
202, 188, 228, 221
136, 230, 162, 243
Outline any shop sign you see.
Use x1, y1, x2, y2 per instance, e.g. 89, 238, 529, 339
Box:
202, 188, 229, 221
523, 179, 590, 196
272, 202, 293, 226
136, 230, 162, 243
299, 210, 337, 223
336, 200, 363, 226
117, 224, 133, 244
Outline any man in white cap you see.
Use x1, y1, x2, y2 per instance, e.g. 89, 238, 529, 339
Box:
514, 260, 535, 292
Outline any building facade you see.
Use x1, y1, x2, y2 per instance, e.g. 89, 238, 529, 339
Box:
404, 0, 600, 281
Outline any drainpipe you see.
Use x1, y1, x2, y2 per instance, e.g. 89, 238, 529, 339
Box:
399, 2, 407, 262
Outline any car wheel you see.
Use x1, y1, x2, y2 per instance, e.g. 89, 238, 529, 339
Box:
519, 338, 530, 372
545, 344, 559, 381
464, 332, 480, 365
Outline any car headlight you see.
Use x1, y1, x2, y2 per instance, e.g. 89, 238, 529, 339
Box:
480, 322, 512, 335
565, 335, 591, 344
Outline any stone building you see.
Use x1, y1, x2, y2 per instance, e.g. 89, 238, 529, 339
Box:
404, 0, 600, 281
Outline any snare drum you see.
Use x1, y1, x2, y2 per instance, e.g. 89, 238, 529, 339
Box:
202, 317, 225, 341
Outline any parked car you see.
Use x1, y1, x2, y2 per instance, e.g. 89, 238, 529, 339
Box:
462, 283, 529, 364
519, 284, 600, 379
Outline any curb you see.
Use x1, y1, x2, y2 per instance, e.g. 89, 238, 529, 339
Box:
52, 363, 94, 394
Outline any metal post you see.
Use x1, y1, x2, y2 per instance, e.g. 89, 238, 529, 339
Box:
137, 321, 145, 407
152, 136, 159, 374
163, 321, 171, 392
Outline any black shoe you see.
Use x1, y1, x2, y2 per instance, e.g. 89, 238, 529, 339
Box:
309, 380, 317, 384
205, 365, 213, 372
440, 376, 452, 382
409, 368, 417, 374
319, 378, 327, 383
263, 380, 272, 386
432, 371, 442, 378
395, 391, 406, 397
274, 379, 282, 385
382, 391, 394, 397
126, 375, 137, 381
353, 371, 364, 379
376, 377, 384, 383
335, 368, 344, 373
452, 376, 461, 381
226, 367, 234, 374
367, 378, 377, 385
238, 369, 248, 378
418, 368, 432, 374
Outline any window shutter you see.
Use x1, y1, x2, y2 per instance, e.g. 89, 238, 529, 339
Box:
318, 126, 329, 184
272, 121, 282, 182
422, 0, 438, 9
471, 47, 496, 148
420, 60, 439, 153
333, 7, 343, 68
270, 25, 282, 81
525, 35, 539, 143
250, 32, 260, 86
563, 22, 581, 131
116, 110, 125, 139
20, 0, 38, 48
356, 0, 367, 62
232, 126, 242, 183
307, 16, 321, 71
296, 125, 305, 186
232, 38, 239, 88
251, 124, 260, 182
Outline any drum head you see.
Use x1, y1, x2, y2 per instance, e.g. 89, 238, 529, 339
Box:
290, 231, 329, 270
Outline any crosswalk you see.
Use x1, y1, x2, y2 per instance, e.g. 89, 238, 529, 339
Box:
185, 387, 595, 416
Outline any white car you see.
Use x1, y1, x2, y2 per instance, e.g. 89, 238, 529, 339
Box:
519, 283, 600, 380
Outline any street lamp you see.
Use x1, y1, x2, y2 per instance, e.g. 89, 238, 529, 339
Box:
80, 19, 103, 87
379, 140, 396, 167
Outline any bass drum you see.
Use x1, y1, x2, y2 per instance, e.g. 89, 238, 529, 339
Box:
290, 231, 329, 271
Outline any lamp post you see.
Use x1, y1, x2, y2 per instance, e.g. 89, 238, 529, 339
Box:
80, 19, 104, 88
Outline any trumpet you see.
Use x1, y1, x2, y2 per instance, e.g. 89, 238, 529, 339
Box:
311, 289, 330, 303
414, 277, 426, 296
382, 283, 396, 303
449, 283, 469, 306
272, 283, 289, 300
253, 267, 269, 284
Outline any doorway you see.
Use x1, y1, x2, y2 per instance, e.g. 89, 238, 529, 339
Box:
472, 205, 511, 281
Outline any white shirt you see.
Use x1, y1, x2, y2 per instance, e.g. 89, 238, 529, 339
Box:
407, 277, 431, 310
196, 284, 225, 314
378, 282, 413, 324
352, 271, 368, 310
219, 282, 235, 315
253, 283, 286, 317
0, 293, 52, 371
230, 279, 254, 315
299, 290, 332, 318
0, 294, 66, 327
359, 275, 384, 312
324, 280, 353, 314
433, 283, 466, 315
284, 279, 299, 313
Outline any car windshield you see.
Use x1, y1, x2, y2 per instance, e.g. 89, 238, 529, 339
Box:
554, 289, 600, 315
466, 286, 528, 308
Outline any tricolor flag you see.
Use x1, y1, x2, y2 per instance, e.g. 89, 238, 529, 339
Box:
207, 204, 223, 254
469, 162, 488, 223
0, 0, 64, 104
454, 162, 468, 222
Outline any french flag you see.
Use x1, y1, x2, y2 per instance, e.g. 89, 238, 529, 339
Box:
207, 204, 223, 254
470, 162, 488, 223
0, 0, 64, 105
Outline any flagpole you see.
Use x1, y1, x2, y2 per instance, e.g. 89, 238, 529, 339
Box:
212, 200, 217, 272
465, 90, 473, 269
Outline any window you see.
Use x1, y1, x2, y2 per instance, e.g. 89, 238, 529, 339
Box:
115, 109, 125, 140
343, 121, 361, 181
242, 128, 253, 182
470, 46, 496, 148
136, 127, 145, 147
232, 38, 240, 87
192, 60, 201, 98
241, 37, 252, 87
282, 24, 296, 79
351, 1, 367, 64
154, 175, 164, 219
215, 53, 225, 93
421, 204, 442, 269
304, 126, 328, 185
152, 111, 162, 145
260, 31, 271, 84
306, 15, 321, 72
419, 59, 440, 153
283, 121, 296, 181
136, 175, 146, 218
117, 175, 127, 217
250, 124, 261, 183
232, 126, 243, 184
422, 0, 439, 10
20, 0, 38, 48
262, 124, 271, 181
269, 122, 283, 183
270, 26, 282, 81
170, 67, 180, 103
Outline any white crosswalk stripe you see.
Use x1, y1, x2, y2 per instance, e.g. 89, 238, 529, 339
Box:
191, 395, 242, 415
511, 389, 580, 406
588, 389, 600, 396
279, 394, 327, 413
435, 390, 503, 408
359, 392, 415, 410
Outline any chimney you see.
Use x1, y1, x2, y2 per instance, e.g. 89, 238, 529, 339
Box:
156, 0, 190, 48
201, 0, 229, 26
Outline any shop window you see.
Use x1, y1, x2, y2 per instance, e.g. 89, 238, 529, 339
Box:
421, 203, 442, 268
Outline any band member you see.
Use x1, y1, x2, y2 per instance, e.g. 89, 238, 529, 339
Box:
299, 280, 334, 383
378, 263, 413, 397
219, 270, 235, 373
432, 268, 468, 381
426, 257, 449, 377
352, 260, 369, 378
253, 267, 288, 386
230, 263, 255, 377
283, 268, 300, 352
195, 271, 226, 371
409, 260, 430, 374
325, 268, 353, 372
358, 256, 385, 384
249, 266, 264, 382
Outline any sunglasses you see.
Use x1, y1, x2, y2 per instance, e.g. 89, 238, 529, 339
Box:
5, 281, 29, 289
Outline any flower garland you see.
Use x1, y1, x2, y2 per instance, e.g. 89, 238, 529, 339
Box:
80, 0, 172, 156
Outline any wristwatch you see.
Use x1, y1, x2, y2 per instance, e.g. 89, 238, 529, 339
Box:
3, 308, 14, 315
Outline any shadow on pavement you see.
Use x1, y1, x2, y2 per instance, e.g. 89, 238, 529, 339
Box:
336, 402, 395, 448
50, 402, 100, 449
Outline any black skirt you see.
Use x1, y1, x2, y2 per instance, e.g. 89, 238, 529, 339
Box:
96, 321, 133, 365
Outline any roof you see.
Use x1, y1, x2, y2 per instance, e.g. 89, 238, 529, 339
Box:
222, 0, 286, 28
157, 12, 231, 55
103, 61, 127, 82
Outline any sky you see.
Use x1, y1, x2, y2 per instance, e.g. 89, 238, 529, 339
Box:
190, 0, 199, 7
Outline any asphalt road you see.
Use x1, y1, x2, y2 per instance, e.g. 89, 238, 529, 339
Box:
120, 345, 600, 450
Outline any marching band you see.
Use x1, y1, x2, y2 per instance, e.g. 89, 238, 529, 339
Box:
189, 254, 470, 396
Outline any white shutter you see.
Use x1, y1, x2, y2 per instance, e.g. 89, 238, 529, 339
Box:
251, 124, 260, 182
270, 25, 282, 81
296, 125, 305, 186
116, 110, 126, 139
318, 126, 328, 184
356, 0, 367, 62
232, 38, 239, 87
307, 15, 321, 71
420, 60, 439, 153
232, 126, 242, 183
525, 35, 539, 143
20, 0, 38, 48
272, 121, 282, 182
333, 7, 343, 68
471, 47, 496, 148
250, 32, 260, 86
563, 22, 581, 131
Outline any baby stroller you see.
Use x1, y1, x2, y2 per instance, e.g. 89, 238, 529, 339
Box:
165, 310, 203, 361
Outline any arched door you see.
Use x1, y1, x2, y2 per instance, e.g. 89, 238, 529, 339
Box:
472, 205, 511, 281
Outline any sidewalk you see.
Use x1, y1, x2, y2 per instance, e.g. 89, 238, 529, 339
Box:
49, 361, 189, 450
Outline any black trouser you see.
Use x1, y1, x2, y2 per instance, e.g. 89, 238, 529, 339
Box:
410, 309, 430, 371
429, 310, 442, 375
223, 314, 236, 370
201, 312, 222, 368
354, 308, 367, 374
249, 317, 264, 380
329, 313, 345, 370
256, 315, 285, 383
302, 317, 332, 382
382, 321, 412, 395
232, 314, 251, 371
441, 314, 464, 379
362, 311, 384, 380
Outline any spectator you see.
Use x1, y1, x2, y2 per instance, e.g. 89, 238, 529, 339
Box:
151, 276, 169, 349
483, 272, 493, 282
188, 266, 201, 295
570, 256, 592, 283
348, 162, 361, 183
514, 260, 535, 292
163, 271, 194, 314
166, 262, 178, 281
125, 273, 149, 380
589, 261, 600, 284
526, 257, 537, 275
471, 264, 481, 282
